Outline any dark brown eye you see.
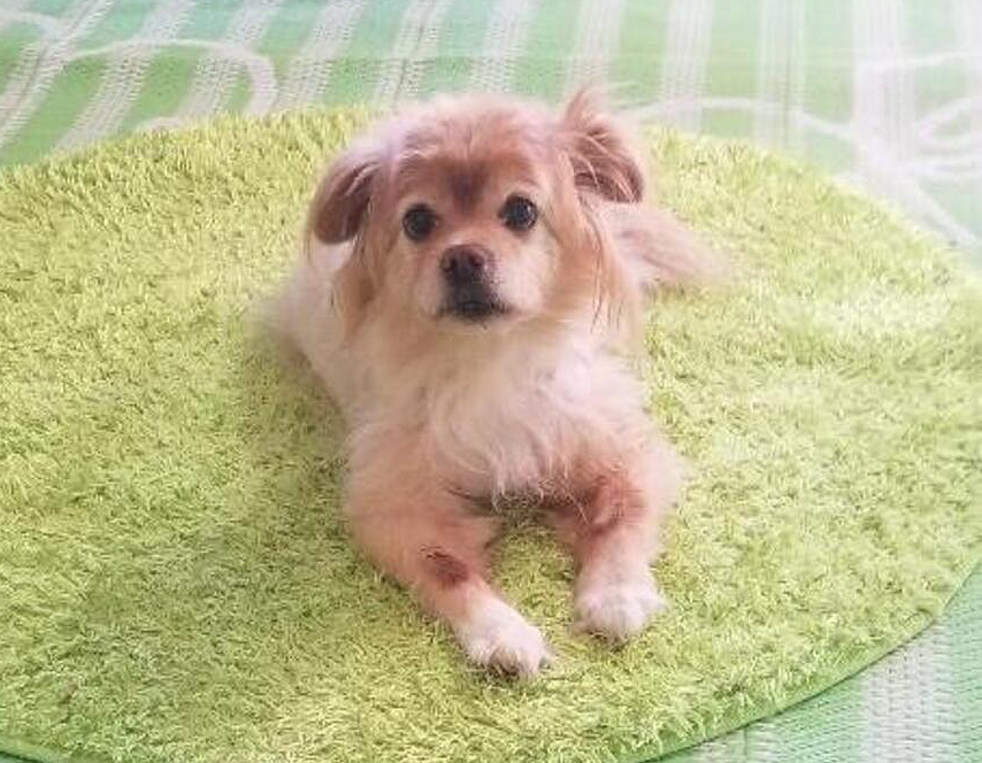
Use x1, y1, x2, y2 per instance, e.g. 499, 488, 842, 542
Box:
499, 195, 538, 232
402, 204, 437, 241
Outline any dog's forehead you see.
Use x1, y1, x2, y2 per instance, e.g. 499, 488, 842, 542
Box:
394, 114, 549, 207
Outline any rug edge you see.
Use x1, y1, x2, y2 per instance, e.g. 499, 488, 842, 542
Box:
630, 554, 982, 763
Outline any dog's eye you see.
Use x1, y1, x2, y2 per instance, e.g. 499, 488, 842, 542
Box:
402, 204, 438, 241
499, 195, 538, 232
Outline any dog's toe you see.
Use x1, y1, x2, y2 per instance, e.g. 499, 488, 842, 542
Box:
574, 574, 666, 642
456, 598, 552, 677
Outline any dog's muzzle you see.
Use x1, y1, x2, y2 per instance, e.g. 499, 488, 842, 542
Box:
439, 244, 507, 321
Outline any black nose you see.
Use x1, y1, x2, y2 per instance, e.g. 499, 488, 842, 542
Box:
440, 245, 489, 285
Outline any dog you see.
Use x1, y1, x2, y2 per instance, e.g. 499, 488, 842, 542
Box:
273, 91, 715, 676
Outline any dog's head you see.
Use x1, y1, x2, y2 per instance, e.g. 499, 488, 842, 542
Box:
307, 91, 645, 336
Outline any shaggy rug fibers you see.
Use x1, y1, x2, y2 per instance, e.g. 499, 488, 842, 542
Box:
0, 110, 979, 763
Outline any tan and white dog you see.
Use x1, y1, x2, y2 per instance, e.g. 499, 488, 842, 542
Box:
274, 91, 714, 676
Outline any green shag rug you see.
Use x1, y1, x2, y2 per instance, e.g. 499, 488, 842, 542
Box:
1, 110, 980, 763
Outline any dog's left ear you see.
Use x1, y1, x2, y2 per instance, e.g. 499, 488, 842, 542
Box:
308, 140, 380, 244
559, 90, 645, 204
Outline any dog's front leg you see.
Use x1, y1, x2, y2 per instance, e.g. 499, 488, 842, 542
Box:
345, 475, 552, 676
550, 442, 682, 642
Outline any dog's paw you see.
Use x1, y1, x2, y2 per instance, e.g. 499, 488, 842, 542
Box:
574, 573, 667, 642
456, 598, 553, 677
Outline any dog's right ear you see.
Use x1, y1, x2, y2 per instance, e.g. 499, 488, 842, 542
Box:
307, 140, 380, 244
305, 140, 383, 336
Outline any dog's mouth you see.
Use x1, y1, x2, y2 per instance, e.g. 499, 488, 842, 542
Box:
439, 292, 511, 323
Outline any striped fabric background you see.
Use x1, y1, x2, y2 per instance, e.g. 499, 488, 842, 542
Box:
0, 1, 979, 761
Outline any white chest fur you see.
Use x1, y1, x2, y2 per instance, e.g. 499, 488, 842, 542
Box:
355, 329, 646, 495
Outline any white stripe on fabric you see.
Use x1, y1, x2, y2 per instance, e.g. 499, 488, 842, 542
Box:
952, 0, 982, 203
754, 0, 780, 144
853, 0, 915, 160
0, 0, 113, 150
468, 0, 536, 93
657, 0, 713, 131
787, 0, 806, 152
373, 0, 454, 107
57, 0, 196, 151
860, 623, 957, 763
273, 0, 368, 110
0, 6, 62, 37
563, 0, 626, 97
171, 0, 282, 122
754, 0, 805, 149
0, 0, 34, 18
695, 729, 745, 763
879, 0, 916, 154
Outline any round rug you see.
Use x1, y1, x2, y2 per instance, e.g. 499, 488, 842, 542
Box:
0, 111, 979, 763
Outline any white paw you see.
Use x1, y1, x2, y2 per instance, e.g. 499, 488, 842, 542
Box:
574, 573, 667, 642
455, 597, 552, 677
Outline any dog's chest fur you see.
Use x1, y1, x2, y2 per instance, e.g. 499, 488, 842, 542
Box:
361, 328, 647, 495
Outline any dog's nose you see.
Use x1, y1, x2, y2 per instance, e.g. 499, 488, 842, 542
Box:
440, 245, 489, 285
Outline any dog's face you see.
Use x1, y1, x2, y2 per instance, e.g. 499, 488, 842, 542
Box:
387, 124, 559, 326
308, 92, 645, 336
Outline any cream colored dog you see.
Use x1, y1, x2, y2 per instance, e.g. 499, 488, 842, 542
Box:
274, 92, 713, 676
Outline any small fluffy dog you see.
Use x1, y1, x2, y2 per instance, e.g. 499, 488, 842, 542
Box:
274, 91, 713, 676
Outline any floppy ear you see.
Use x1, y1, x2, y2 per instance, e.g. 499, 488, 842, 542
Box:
307, 140, 380, 244
560, 89, 645, 204
305, 141, 382, 335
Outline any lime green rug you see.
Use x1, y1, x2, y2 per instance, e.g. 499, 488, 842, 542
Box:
1, 110, 980, 763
